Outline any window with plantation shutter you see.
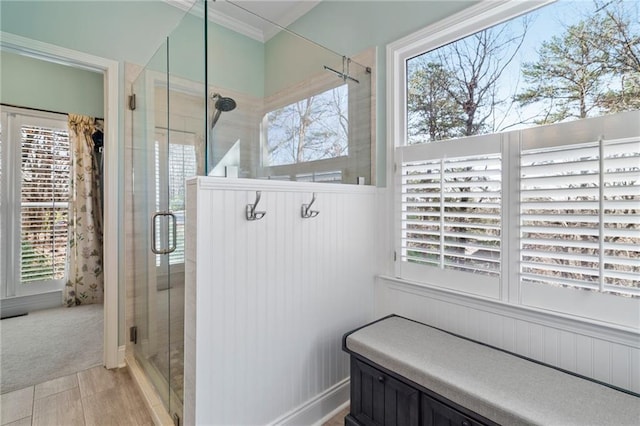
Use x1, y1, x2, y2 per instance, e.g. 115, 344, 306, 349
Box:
521, 136, 639, 296
396, 134, 503, 299
1, 108, 71, 299
394, 111, 638, 325
391, 0, 639, 327
20, 124, 70, 282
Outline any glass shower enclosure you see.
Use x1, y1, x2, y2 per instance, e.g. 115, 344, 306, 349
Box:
129, 0, 372, 422
130, 1, 206, 421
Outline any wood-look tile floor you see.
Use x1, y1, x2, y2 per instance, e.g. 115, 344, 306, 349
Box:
322, 406, 349, 426
0, 366, 153, 426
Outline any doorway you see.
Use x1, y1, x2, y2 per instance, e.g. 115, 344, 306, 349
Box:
0, 32, 120, 381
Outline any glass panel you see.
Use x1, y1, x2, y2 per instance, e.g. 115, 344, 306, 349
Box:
131, 36, 171, 412
131, 1, 206, 421
166, 2, 206, 418
207, 0, 373, 184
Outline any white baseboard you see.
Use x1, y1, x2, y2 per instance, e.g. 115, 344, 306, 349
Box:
0, 291, 62, 318
272, 378, 350, 426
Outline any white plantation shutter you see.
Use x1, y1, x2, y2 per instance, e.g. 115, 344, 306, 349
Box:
401, 155, 501, 275
520, 137, 639, 296
168, 141, 196, 265
602, 137, 640, 293
20, 123, 70, 282
520, 141, 601, 289
396, 111, 639, 315
154, 131, 197, 267
396, 135, 503, 297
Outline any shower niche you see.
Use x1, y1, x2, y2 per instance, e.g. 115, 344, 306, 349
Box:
128, 0, 373, 423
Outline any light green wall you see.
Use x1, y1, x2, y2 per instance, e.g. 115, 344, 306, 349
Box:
0, 1, 184, 65
1, 51, 104, 117
288, 1, 477, 57
132, 8, 265, 98
207, 20, 265, 98
264, 29, 344, 98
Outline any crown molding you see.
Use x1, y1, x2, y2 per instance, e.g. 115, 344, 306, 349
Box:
210, 6, 265, 42
261, 0, 321, 41
163, 0, 321, 43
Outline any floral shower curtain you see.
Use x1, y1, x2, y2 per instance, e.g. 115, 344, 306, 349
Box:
65, 114, 103, 306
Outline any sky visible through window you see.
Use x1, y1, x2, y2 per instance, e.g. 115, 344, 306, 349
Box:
407, 0, 639, 144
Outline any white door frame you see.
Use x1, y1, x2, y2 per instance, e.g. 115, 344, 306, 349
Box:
1, 32, 121, 368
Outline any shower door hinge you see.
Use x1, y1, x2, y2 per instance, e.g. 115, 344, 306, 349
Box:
173, 413, 180, 426
128, 94, 136, 111
129, 326, 137, 344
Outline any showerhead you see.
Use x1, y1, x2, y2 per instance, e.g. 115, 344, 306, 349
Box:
210, 93, 237, 130
215, 96, 236, 112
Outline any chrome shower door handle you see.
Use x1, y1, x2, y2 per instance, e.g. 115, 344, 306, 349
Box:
151, 211, 177, 255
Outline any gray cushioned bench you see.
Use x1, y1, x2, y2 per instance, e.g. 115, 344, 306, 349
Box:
344, 315, 640, 425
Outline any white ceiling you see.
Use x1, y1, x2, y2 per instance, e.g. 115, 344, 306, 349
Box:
165, 0, 322, 42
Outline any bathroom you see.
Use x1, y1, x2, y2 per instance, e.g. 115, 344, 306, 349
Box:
0, 0, 637, 425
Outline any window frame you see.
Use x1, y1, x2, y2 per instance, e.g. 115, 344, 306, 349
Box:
388, 0, 639, 329
259, 48, 375, 185
260, 71, 350, 182
0, 106, 71, 298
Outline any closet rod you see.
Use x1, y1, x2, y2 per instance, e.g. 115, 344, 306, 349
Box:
0, 102, 104, 121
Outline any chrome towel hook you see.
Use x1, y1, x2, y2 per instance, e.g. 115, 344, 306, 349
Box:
246, 191, 266, 221
301, 193, 319, 219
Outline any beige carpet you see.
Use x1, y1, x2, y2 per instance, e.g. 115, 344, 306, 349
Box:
0, 304, 103, 394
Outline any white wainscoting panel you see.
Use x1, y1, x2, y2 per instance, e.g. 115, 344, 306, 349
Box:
376, 277, 640, 394
185, 177, 377, 425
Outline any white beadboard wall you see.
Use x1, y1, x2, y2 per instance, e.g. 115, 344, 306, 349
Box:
184, 177, 377, 426
375, 276, 640, 394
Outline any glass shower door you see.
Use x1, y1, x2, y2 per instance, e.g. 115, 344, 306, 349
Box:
131, 37, 180, 419
130, 2, 206, 420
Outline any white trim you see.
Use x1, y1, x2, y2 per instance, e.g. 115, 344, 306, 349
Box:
270, 378, 350, 426
190, 175, 377, 194
0, 32, 121, 369
521, 282, 640, 330
0, 291, 63, 319
163, 0, 322, 43
387, 1, 552, 61
208, 5, 264, 42
378, 276, 639, 346
386, 0, 552, 158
